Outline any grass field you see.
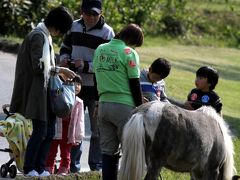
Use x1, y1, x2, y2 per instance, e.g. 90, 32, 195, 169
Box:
136, 38, 240, 179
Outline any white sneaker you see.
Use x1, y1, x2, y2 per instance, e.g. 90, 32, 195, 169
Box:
58, 172, 67, 176
39, 170, 50, 177
26, 170, 39, 177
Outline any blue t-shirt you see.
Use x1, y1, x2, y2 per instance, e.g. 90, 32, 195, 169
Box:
140, 69, 168, 102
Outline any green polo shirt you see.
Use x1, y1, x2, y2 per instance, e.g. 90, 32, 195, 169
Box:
93, 39, 140, 107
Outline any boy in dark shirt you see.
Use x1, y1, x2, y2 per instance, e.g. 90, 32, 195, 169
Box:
185, 66, 222, 115
169, 66, 222, 115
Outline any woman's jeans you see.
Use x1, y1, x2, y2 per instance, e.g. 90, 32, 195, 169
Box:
23, 117, 56, 174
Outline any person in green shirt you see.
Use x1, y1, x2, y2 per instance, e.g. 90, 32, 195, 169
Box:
93, 23, 144, 180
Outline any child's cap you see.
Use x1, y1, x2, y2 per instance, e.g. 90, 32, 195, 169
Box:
82, 0, 102, 15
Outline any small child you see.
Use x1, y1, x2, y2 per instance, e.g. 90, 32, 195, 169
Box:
168, 66, 223, 115
140, 58, 171, 102
184, 66, 223, 115
46, 75, 84, 175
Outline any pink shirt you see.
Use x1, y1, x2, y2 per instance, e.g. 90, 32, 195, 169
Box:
67, 96, 85, 144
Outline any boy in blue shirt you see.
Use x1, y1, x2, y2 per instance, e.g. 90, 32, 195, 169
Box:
140, 58, 171, 102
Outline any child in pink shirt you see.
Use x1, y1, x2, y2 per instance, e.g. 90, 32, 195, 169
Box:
46, 75, 84, 175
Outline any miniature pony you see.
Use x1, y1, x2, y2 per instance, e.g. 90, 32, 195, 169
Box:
119, 101, 235, 180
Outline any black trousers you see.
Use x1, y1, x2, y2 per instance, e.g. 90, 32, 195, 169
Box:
23, 116, 56, 174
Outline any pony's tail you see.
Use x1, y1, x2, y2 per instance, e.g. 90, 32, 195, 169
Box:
119, 113, 146, 180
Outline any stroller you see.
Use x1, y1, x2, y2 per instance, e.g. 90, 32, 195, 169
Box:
0, 104, 32, 178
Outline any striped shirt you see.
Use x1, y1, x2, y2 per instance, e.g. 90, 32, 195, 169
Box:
60, 17, 114, 86
140, 69, 168, 102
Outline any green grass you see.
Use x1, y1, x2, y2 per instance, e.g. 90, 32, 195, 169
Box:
138, 43, 240, 120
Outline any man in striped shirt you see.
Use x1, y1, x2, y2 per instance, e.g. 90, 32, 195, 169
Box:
59, 0, 114, 172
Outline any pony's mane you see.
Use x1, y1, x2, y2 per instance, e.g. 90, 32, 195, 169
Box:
197, 106, 231, 136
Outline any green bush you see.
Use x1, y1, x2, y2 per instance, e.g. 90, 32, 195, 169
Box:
0, 0, 240, 48
0, 0, 48, 37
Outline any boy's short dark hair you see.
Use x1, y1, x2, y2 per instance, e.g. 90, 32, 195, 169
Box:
196, 66, 219, 91
44, 6, 73, 34
72, 74, 82, 85
150, 58, 171, 79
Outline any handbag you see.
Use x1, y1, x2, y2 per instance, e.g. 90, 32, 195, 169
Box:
49, 75, 75, 118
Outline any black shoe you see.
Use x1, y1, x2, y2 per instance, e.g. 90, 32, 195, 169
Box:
90, 165, 102, 171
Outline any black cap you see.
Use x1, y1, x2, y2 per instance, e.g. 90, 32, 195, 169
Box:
82, 0, 102, 14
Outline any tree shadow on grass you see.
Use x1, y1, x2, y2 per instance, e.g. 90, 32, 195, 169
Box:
172, 58, 240, 81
